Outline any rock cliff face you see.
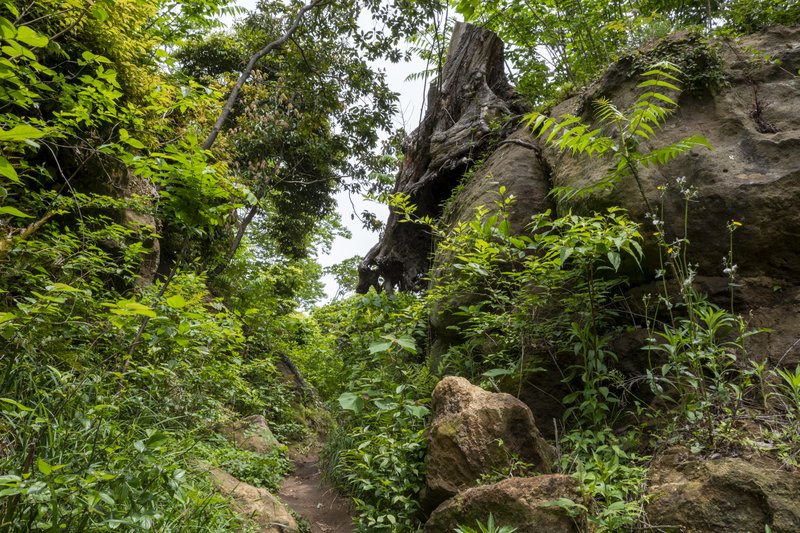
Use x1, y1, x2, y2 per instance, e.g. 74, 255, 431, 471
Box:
366, 23, 800, 532
359, 24, 800, 369
646, 447, 800, 532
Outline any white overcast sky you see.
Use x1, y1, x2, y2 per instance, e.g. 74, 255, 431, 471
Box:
225, 1, 430, 300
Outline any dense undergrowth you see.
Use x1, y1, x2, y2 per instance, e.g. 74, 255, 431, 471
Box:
1, 0, 798, 531
311, 35, 800, 533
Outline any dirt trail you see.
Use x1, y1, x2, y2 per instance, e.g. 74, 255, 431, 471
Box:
279, 448, 353, 533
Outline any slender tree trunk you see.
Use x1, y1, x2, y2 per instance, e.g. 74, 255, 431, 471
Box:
126, 1, 326, 361
202, 0, 325, 150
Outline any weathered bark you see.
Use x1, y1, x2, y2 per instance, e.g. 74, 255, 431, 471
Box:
357, 22, 527, 293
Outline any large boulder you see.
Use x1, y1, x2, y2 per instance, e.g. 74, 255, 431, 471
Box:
209, 467, 298, 533
424, 475, 583, 533
645, 447, 800, 532
362, 24, 800, 371
219, 415, 280, 455
422, 376, 554, 510
546, 27, 800, 282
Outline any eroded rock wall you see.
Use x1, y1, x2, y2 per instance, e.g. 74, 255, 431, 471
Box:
361, 24, 800, 370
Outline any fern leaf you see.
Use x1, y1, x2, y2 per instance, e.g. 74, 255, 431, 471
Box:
637, 91, 677, 106
549, 174, 619, 203
639, 135, 712, 167
525, 112, 549, 132
636, 122, 655, 137
594, 97, 625, 124
637, 79, 681, 92
546, 115, 582, 144
640, 69, 682, 82
644, 60, 683, 74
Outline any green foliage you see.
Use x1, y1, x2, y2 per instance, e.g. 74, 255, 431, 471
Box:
427, 189, 642, 385
324, 255, 364, 300
631, 32, 726, 95
455, 513, 518, 533
196, 436, 291, 493
553, 427, 649, 531
451, 0, 798, 106
452, 0, 654, 105
419, 191, 648, 530
1, 0, 428, 527
312, 292, 433, 532
2, 0, 797, 530
725, 0, 800, 34
527, 62, 711, 211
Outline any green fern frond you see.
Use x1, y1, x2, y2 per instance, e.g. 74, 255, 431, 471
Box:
642, 60, 683, 76
525, 112, 554, 136
638, 135, 712, 167
546, 115, 582, 144
633, 121, 655, 139
637, 91, 678, 106
526, 112, 614, 157
405, 68, 439, 82
594, 97, 626, 124
629, 101, 673, 134
637, 78, 681, 92
525, 62, 711, 210
549, 175, 619, 203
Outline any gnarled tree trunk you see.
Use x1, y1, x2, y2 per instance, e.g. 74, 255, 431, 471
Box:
357, 22, 526, 293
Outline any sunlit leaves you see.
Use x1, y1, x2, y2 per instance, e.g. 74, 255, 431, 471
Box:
0, 123, 45, 141
525, 63, 711, 205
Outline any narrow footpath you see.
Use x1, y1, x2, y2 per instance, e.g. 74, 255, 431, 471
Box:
279, 448, 353, 533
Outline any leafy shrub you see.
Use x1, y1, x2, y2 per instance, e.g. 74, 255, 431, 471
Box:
196, 436, 291, 493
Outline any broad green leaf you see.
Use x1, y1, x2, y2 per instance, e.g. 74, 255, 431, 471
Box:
0, 17, 15, 39
0, 124, 45, 142
90, 4, 109, 22
165, 295, 187, 308
337, 392, 364, 413
483, 367, 515, 378
0, 156, 19, 183
124, 137, 144, 149
0, 206, 32, 218
47, 283, 82, 292
81, 50, 111, 63
395, 335, 417, 353
607, 250, 621, 271
37, 457, 52, 475
368, 341, 392, 354
145, 431, 168, 448
15, 26, 48, 48
405, 404, 429, 418
115, 300, 157, 318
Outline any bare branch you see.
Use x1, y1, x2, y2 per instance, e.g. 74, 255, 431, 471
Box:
202, 0, 326, 151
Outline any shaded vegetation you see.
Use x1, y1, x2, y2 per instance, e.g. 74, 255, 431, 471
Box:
1, 0, 798, 531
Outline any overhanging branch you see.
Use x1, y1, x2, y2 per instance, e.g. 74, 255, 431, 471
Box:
202, 0, 326, 151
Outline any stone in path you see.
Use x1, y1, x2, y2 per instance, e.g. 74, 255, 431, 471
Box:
279, 448, 353, 533
209, 466, 297, 533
